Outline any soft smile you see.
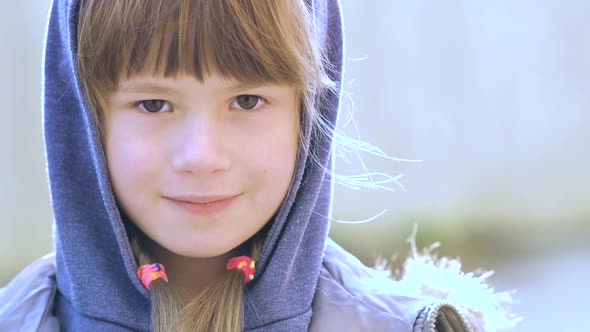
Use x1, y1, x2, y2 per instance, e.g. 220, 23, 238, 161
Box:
163, 194, 242, 215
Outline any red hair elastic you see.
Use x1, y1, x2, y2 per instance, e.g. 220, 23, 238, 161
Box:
137, 262, 168, 291
226, 256, 256, 283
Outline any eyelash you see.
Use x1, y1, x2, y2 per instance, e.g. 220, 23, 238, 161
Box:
230, 95, 267, 111
136, 100, 172, 113
135, 95, 267, 113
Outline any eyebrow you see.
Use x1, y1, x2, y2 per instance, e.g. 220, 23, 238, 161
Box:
226, 81, 268, 92
118, 82, 177, 95
117, 80, 269, 95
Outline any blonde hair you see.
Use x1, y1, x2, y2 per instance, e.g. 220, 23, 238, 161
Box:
77, 0, 331, 150
131, 231, 262, 331
76, 0, 330, 331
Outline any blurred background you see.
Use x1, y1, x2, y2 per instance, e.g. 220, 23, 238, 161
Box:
1, 1, 589, 331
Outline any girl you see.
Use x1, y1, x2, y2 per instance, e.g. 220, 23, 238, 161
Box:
0, 0, 516, 331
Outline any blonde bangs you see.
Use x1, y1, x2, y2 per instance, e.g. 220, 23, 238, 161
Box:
77, 0, 319, 106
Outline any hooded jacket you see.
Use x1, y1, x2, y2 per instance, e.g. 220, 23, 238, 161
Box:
0, 0, 517, 331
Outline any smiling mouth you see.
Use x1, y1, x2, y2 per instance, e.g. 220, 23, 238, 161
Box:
163, 194, 241, 215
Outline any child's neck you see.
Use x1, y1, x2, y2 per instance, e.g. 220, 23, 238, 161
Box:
149, 243, 236, 303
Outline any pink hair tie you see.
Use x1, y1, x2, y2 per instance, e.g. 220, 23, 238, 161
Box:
137, 262, 168, 291
226, 256, 256, 283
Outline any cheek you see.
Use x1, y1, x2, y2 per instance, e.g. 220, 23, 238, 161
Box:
246, 118, 298, 199
105, 120, 162, 197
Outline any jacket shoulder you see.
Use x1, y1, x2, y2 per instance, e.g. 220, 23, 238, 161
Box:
310, 239, 472, 332
0, 252, 60, 331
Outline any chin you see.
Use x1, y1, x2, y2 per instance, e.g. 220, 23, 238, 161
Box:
164, 238, 239, 259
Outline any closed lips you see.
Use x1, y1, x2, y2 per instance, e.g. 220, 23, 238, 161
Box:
165, 194, 240, 204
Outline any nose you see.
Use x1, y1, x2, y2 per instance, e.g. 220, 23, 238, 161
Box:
171, 115, 231, 174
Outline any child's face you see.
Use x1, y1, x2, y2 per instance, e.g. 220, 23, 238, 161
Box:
105, 74, 299, 258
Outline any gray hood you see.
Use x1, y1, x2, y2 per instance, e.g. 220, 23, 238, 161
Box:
43, 0, 343, 330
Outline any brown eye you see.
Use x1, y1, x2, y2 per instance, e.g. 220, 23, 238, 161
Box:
236, 95, 260, 110
140, 100, 166, 113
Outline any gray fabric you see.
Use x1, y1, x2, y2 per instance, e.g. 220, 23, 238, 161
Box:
0, 239, 478, 332
310, 239, 425, 331
0, 242, 473, 332
310, 239, 472, 332
41, 0, 343, 330
0, 253, 57, 332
